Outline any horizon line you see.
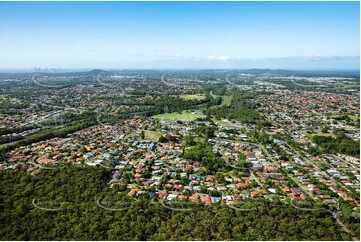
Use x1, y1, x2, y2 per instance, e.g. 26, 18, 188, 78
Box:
0, 67, 359, 73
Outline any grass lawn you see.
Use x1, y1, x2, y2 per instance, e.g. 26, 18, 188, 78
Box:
179, 94, 206, 100
209, 95, 233, 109
152, 110, 206, 121
348, 115, 359, 121
142, 130, 162, 142
194, 137, 206, 143
306, 133, 336, 139
336, 167, 353, 171
211, 118, 230, 124
336, 83, 360, 90
152, 113, 179, 120
221, 96, 233, 106
330, 114, 359, 121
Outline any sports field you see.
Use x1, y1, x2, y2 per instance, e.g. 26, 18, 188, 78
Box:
179, 94, 207, 100
152, 110, 206, 121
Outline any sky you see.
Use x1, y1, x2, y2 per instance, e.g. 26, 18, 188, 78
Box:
0, 1, 359, 70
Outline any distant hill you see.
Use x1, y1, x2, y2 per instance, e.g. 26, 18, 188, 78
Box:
88, 69, 106, 75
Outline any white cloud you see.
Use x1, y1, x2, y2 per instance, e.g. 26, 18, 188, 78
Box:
208, 55, 233, 61
218, 56, 231, 61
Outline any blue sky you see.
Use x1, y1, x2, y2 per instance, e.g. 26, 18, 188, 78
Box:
0, 1, 359, 70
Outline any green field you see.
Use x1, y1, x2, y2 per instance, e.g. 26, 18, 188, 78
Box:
336, 167, 353, 171
221, 96, 233, 106
179, 94, 206, 100
152, 110, 206, 121
143, 130, 161, 142
194, 137, 206, 143
347, 115, 359, 121
0, 95, 14, 101
306, 133, 336, 139
336, 83, 360, 90
211, 118, 231, 124
330, 114, 359, 121
330, 114, 360, 121
210, 95, 233, 109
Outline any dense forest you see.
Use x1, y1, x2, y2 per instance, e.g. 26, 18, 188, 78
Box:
0, 166, 357, 241
311, 134, 360, 157
206, 90, 262, 123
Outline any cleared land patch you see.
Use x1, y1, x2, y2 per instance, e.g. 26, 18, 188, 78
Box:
143, 131, 161, 142
152, 110, 206, 121
179, 94, 206, 100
